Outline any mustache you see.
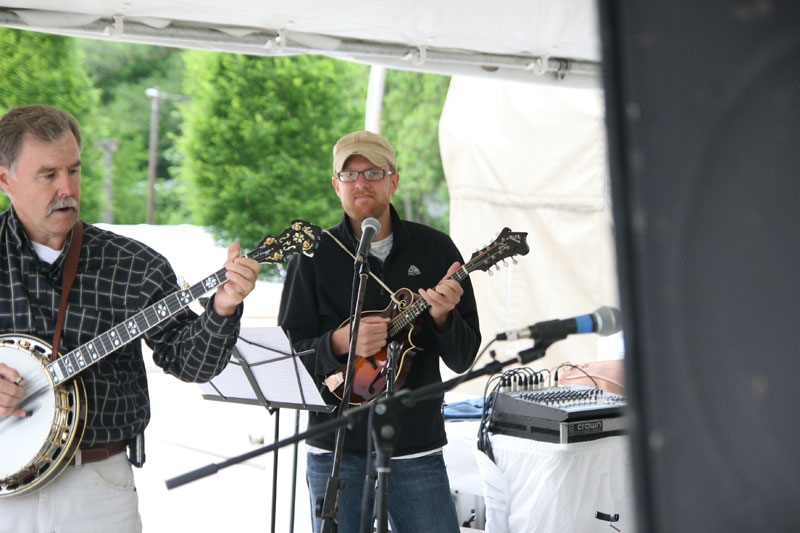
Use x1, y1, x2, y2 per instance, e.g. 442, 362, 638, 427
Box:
46, 196, 79, 216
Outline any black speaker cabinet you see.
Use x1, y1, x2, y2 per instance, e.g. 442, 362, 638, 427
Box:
600, 2, 800, 531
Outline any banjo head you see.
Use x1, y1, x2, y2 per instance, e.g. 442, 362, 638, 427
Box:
0, 334, 86, 497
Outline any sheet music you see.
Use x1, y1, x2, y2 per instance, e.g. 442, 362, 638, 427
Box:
199, 327, 329, 411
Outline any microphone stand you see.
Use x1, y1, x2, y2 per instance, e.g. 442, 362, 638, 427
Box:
165, 336, 561, 518
370, 340, 401, 533
517, 338, 555, 366
319, 253, 373, 533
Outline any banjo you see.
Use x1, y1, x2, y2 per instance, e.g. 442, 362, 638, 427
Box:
0, 220, 320, 498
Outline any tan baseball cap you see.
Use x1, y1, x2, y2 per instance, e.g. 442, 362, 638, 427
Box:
333, 130, 397, 173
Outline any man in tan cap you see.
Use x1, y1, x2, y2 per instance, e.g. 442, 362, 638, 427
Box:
331, 130, 399, 241
279, 130, 481, 532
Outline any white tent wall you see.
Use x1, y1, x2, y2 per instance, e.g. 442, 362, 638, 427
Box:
439, 76, 620, 393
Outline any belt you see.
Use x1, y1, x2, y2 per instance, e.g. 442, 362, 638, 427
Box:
69, 441, 128, 466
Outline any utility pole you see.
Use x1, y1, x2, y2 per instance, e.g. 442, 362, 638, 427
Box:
145, 87, 190, 224
145, 87, 160, 224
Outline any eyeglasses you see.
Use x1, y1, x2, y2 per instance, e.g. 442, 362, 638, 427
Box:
336, 169, 394, 182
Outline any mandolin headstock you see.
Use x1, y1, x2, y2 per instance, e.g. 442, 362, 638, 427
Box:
467, 227, 530, 273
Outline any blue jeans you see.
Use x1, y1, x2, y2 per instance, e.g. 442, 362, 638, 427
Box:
306, 452, 460, 533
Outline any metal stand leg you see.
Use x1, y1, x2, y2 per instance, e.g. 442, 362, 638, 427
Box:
272, 408, 280, 533
371, 404, 398, 533
371, 341, 401, 533
291, 410, 300, 532
373, 446, 391, 533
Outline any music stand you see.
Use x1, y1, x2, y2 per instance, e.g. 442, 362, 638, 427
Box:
199, 327, 333, 533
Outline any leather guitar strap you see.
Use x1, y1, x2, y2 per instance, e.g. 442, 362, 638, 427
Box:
51, 221, 83, 361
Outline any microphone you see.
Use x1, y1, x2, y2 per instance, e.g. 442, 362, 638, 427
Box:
495, 306, 622, 341
355, 217, 381, 263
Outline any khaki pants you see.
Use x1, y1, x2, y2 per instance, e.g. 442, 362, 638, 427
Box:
0, 453, 141, 533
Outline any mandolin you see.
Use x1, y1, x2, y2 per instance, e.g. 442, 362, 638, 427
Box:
0, 221, 321, 498
329, 227, 530, 405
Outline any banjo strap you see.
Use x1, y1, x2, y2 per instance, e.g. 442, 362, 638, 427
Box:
51, 221, 83, 361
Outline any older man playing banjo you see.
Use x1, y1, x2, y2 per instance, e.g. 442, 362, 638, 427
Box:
0, 104, 261, 532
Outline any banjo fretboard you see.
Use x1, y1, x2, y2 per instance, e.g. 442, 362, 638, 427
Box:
44, 219, 323, 386
46, 268, 227, 385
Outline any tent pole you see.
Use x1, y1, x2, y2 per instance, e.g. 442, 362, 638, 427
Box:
365, 65, 387, 132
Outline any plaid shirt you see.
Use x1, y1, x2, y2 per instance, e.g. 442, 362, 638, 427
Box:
0, 208, 241, 447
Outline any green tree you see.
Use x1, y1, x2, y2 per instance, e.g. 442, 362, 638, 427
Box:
0, 28, 103, 220
177, 51, 367, 251
381, 70, 451, 231
81, 41, 187, 224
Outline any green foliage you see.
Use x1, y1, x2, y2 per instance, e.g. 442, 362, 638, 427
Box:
0, 29, 452, 241
0, 29, 103, 219
177, 51, 367, 250
381, 70, 451, 232
80, 41, 187, 224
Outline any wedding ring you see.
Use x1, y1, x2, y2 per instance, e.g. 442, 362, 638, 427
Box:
13, 376, 23, 385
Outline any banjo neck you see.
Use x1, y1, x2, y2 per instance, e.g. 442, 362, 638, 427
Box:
45, 219, 323, 386
47, 267, 229, 386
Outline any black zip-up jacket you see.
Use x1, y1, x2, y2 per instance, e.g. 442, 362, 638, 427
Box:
278, 205, 481, 456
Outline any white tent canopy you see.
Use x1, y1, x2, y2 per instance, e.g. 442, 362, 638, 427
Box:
0, 0, 602, 87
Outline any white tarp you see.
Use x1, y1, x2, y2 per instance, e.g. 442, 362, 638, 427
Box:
0, 0, 602, 85
439, 76, 619, 390
480, 435, 635, 532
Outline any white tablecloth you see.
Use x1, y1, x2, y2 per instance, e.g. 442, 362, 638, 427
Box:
477, 434, 635, 533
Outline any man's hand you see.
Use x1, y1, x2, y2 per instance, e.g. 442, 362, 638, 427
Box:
331, 315, 390, 358
213, 242, 261, 317
0, 362, 27, 418
418, 261, 464, 331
